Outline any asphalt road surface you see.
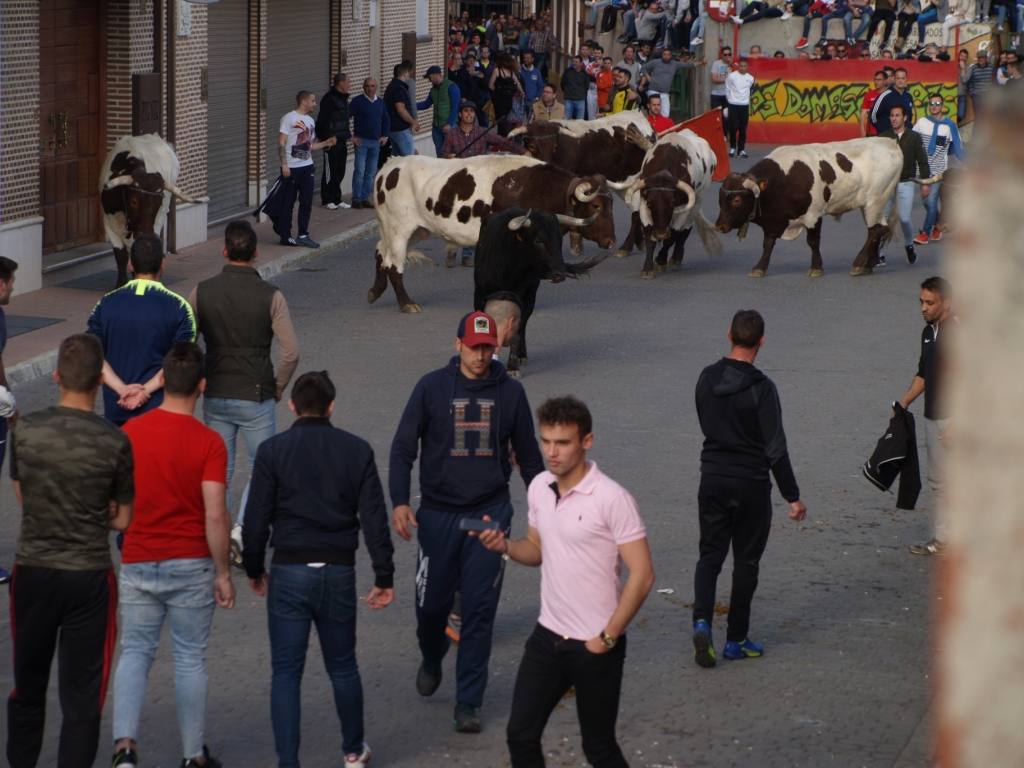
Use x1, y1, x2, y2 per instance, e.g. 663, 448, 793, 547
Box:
0, 148, 944, 767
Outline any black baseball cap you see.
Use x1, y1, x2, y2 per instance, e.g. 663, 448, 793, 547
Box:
424, 65, 443, 78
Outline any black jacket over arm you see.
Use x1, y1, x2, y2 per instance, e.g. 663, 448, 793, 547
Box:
242, 417, 395, 588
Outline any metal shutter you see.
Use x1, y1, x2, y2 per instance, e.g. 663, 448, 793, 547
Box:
207, 0, 249, 223
266, 0, 330, 185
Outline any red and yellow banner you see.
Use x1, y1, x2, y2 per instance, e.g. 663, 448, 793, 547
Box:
745, 60, 957, 144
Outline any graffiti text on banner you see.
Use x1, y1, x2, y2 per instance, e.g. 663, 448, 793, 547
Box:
742, 59, 957, 143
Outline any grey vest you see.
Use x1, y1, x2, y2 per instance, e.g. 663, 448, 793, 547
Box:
196, 264, 278, 402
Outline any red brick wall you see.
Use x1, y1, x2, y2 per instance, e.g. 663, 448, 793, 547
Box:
0, 0, 41, 225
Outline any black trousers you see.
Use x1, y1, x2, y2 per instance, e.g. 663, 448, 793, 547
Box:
274, 164, 315, 241
692, 475, 772, 643
867, 9, 896, 46
710, 94, 729, 138
320, 141, 348, 206
7, 565, 118, 768
506, 624, 628, 768
727, 103, 750, 152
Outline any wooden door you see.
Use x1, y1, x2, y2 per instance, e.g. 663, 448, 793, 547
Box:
39, 0, 105, 253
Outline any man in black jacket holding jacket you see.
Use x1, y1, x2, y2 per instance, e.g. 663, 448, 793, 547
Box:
316, 73, 352, 209
691, 310, 807, 669
242, 371, 394, 768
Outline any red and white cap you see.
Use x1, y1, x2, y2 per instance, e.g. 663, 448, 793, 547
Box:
457, 311, 499, 347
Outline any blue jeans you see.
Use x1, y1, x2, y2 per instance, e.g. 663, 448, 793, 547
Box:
690, 13, 707, 45
916, 7, 939, 40
565, 99, 586, 119
432, 126, 447, 156
388, 128, 415, 156
268, 564, 364, 764
922, 179, 943, 234
112, 559, 216, 760
844, 9, 873, 38
203, 396, 276, 525
622, 9, 638, 38
884, 180, 917, 243
352, 140, 380, 203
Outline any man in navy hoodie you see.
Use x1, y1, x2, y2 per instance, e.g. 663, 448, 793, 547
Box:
390, 311, 544, 734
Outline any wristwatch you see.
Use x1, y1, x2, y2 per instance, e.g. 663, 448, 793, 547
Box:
599, 630, 617, 649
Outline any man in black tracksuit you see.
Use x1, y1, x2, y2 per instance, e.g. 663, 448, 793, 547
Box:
242, 371, 394, 767
316, 73, 352, 208
690, 310, 807, 669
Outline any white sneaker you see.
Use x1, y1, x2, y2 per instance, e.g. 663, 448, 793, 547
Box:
325, 202, 339, 210
731, 14, 744, 23
781, 10, 793, 18
338, 201, 352, 209
728, 147, 736, 157
691, 36, 703, 45
345, 743, 372, 767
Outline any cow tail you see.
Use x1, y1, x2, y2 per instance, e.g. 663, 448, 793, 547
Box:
885, 207, 902, 245
696, 211, 723, 257
406, 250, 435, 267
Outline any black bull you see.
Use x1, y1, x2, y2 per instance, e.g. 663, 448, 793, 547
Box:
473, 208, 606, 374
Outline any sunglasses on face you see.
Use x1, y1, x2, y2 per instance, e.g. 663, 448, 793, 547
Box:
929, 100, 943, 106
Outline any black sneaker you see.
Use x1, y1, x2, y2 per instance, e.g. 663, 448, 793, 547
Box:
295, 235, 320, 249
905, 244, 917, 264
453, 703, 481, 733
279, 236, 297, 247
416, 659, 442, 696
0, 566, 11, 585
181, 745, 222, 768
112, 747, 139, 768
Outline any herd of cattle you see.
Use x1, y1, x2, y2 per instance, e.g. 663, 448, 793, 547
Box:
97, 115, 914, 370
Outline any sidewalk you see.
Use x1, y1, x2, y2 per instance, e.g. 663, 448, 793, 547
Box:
5, 204, 378, 387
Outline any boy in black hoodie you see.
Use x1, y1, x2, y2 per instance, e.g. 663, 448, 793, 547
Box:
691, 310, 807, 669
390, 311, 544, 733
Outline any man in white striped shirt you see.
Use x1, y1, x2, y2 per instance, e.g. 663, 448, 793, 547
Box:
911, 94, 965, 245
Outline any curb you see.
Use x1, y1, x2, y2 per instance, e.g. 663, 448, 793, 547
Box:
6, 218, 380, 389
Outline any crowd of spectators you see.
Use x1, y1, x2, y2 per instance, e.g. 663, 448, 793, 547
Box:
583, 0, 1021, 60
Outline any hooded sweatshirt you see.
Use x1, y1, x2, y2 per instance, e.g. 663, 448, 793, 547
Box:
694, 358, 800, 502
390, 356, 544, 512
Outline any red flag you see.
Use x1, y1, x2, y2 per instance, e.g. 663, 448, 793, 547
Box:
657, 109, 731, 181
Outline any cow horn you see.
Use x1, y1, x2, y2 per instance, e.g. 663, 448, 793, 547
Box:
624, 124, 653, 151
164, 181, 199, 203
104, 175, 134, 189
507, 210, 532, 231
556, 212, 598, 228
507, 126, 528, 138
741, 177, 761, 198
676, 180, 696, 210
606, 178, 635, 191
573, 182, 599, 203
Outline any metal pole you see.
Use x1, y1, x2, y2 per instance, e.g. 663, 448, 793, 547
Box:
166, 0, 177, 253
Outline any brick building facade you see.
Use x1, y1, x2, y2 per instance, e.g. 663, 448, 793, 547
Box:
0, 0, 445, 294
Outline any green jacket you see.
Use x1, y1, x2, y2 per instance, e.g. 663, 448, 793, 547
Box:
879, 127, 931, 181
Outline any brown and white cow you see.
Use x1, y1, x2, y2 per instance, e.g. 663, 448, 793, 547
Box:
99, 134, 197, 286
608, 129, 721, 279
368, 155, 614, 312
509, 112, 656, 256
714, 138, 903, 277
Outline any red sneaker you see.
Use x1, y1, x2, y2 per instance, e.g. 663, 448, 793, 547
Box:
913, 231, 930, 245
796, 37, 809, 49
930, 227, 942, 241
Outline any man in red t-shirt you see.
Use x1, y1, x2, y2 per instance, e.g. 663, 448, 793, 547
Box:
110, 342, 234, 768
646, 93, 675, 133
860, 69, 889, 137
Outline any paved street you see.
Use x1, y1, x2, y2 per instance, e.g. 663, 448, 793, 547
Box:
0, 150, 944, 767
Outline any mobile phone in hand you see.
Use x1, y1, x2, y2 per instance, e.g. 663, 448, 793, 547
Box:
458, 518, 500, 533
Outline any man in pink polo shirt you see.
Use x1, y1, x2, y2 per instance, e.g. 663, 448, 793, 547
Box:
475, 396, 655, 768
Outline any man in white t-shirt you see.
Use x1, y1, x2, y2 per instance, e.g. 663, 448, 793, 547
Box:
275, 90, 337, 249
725, 58, 755, 158
475, 396, 654, 768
